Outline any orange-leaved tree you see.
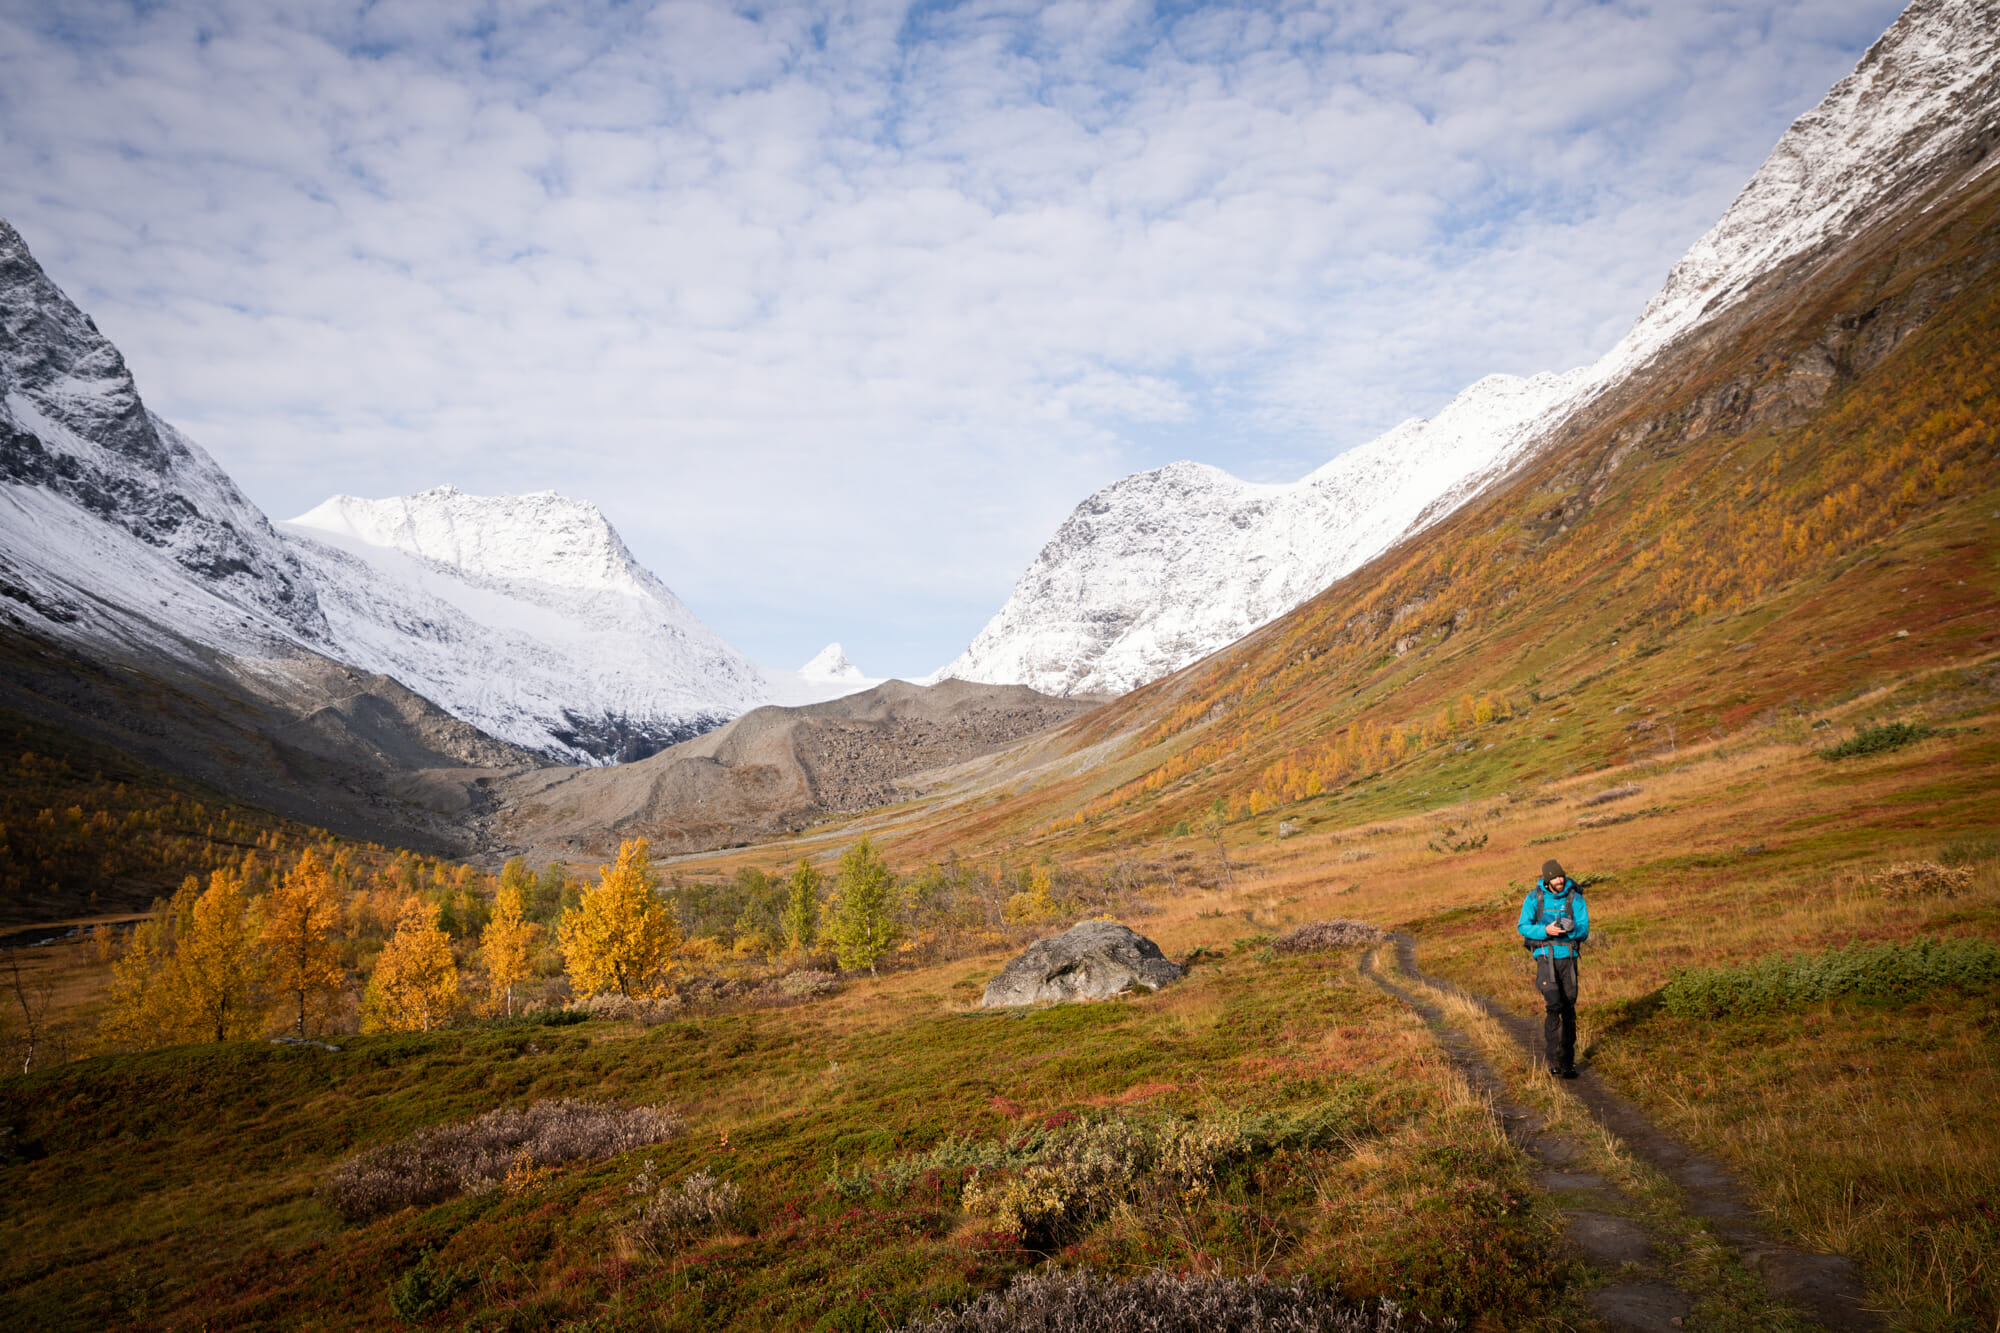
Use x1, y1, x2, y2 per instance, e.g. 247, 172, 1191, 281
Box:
261, 848, 347, 1037
98, 872, 260, 1051
479, 882, 542, 1017
178, 869, 259, 1043
362, 896, 459, 1032
558, 838, 678, 999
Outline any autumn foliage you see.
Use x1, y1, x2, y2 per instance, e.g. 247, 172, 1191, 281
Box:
558, 839, 680, 999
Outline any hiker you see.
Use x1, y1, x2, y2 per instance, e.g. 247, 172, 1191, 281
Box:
1519, 858, 1589, 1078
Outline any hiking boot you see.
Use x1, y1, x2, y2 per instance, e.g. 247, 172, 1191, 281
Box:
1559, 1065, 1580, 1079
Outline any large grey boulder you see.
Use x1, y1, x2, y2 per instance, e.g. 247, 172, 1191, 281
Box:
981, 920, 1183, 1008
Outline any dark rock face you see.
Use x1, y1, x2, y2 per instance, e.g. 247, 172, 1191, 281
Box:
549, 708, 731, 764
0, 218, 325, 642
980, 920, 1182, 1008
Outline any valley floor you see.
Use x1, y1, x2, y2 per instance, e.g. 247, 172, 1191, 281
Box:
3, 686, 1997, 1330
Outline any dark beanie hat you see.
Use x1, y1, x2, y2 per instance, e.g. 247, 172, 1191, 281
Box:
1541, 858, 1567, 881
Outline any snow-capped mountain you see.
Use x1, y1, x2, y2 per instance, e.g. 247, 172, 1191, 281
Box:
1, 216, 871, 767
798, 642, 867, 683
936, 0, 2000, 698
931, 370, 1590, 695
0, 217, 326, 663
279, 488, 774, 764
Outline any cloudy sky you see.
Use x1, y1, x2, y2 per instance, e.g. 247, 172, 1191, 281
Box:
2, 0, 1907, 678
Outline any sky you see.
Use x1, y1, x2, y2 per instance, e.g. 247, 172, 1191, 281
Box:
0, 0, 1910, 679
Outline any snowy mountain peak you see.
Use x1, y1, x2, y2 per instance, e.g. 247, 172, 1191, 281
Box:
1611, 0, 2000, 374
288, 487, 656, 598
799, 643, 866, 682
932, 365, 1589, 697
278, 485, 774, 763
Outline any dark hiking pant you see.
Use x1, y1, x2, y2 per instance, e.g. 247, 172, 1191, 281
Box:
1536, 954, 1579, 1071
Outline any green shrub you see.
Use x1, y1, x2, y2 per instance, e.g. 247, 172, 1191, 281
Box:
1661, 936, 2000, 1018
386, 1250, 473, 1321
829, 1132, 1049, 1199
1937, 835, 2000, 867
1819, 721, 1935, 760
896, 1267, 1421, 1332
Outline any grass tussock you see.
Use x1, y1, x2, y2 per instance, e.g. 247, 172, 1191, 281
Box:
896, 1267, 1439, 1333
324, 1097, 686, 1222
1660, 936, 2000, 1018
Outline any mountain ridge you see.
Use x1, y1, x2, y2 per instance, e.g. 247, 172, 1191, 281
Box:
934, 0, 2000, 701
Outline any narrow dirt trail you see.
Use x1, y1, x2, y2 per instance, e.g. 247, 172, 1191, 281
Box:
1361, 934, 1878, 1332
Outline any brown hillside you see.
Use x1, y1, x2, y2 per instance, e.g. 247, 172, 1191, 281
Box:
484, 679, 1107, 861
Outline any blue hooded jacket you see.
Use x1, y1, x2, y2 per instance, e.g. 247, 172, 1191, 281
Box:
1519, 877, 1589, 959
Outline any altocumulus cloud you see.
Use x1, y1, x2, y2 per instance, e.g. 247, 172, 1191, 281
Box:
0, 0, 1907, 674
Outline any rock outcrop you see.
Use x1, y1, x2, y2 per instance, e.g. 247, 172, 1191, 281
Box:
980, 920, 1183, 1008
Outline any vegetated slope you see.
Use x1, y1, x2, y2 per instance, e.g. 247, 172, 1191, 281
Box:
934, 0, 2000, 701
0, 704, 372, 927
488, 679, 1108, 861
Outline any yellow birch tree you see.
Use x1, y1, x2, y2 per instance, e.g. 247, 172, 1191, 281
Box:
97, 914, 177, 1052
362, 897, 459, 1032
261, 848, 347, 1037
558, 839, 678, 999
178, 869, 259, 1042
478, 883, 541, 1017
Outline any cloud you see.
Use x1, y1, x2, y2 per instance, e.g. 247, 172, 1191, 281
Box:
0, 0, 1909, 675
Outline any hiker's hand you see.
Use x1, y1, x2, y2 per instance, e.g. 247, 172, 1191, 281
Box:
1546, 921, 1567, 935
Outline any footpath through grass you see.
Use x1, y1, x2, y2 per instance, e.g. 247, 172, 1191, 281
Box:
0, 943, 1581, 1331
1379, 707, 2000, 1332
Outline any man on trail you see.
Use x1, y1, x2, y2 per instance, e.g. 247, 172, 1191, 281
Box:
1519, 858, 1589, 1078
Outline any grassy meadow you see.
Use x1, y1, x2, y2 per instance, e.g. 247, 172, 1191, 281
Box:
4, 680, 1997, 1329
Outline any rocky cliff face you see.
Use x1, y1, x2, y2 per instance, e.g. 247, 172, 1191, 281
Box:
935, 0, 2000, 699
0, 218, 325, 657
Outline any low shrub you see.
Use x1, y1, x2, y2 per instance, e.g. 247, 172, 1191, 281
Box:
1575, 783, 1642, 808
1819, 721, 1935, 760
1873, 860, 1976, 898
961, 1116, 1249, 1247
386, 1250, 474, 1320
779, 970, 842, 998
324, 1098, 687, 1223
896, 1267, 1433, 1332
829, 1132, 1048, 1199
1272, 921, 1384, 954
1938, 835, 2000, 867
568, 993, 683, 1023
1660, 936, 2000, 1018
625, 1160, 745, 1243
